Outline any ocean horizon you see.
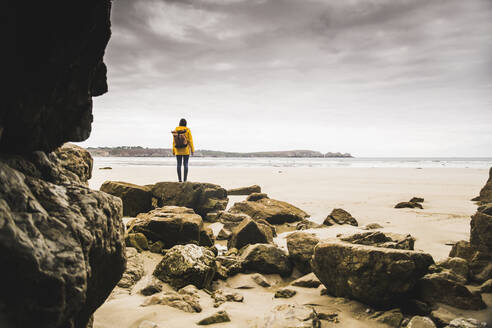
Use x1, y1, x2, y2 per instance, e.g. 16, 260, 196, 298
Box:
93, 156, 492, 169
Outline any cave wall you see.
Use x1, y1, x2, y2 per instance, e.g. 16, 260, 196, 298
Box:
3, 0, 111, 153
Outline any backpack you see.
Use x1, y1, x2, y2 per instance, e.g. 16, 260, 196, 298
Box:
172, 129, 188, 148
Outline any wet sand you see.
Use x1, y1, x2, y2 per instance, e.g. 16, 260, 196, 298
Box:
91, 166, 490, 327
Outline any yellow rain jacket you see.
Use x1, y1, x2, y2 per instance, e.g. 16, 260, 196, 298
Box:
172, 126, 194, 155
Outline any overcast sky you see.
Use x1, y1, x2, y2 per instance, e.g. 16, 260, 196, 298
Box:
80, 0, 492, 157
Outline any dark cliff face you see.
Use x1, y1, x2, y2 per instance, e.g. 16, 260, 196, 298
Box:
1, 2, 126, 327
3, 0, 111, 154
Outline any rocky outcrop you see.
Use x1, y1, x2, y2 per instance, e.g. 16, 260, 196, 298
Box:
227, 185, 261, 195
286, 232, 320, 274
100, 181, 152, 217
240, 244, 293, 277
229, 197, 309, 224
339, 231, 415, 250
227, 217, 274, 250
127, 206, 206, 249
151, 182, 228, 218
477, 167, 492, 203
312, 240, 434, 308
323, 208, 358, 226
0, 152, 125, 327
449, 204, 492, 283
153, 244, 216, 290
1, 143, 93, 187
3, 1, 112, 153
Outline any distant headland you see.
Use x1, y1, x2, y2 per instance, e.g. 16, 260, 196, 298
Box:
87, 146, 353, 158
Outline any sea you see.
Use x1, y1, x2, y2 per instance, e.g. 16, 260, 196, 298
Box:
93, 157, 492, 169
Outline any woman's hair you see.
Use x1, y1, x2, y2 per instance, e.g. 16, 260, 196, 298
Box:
179, 118, 187, 127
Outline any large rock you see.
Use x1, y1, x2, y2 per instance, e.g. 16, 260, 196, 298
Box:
2, 143, 93, 187
395, 202, 424, 209
470, 210, 492, 253
240, 244, 293, 277
229, 197, 309, 224
227, 185, 261, 195
286, 232, 320, 274
127, 206, 205, 248
3, 1, 111, 153
477, 167, 492, 203
150, 182, 228, 218
100, 181, 152, 217
0, 158, 126, 328
323, 208, 358, 226
227, 217, 273, 250
117, 248, 144, 289
153, 244, 216, 289
340, 231, 415, 250
311, 240, 434, 308
416, 273, 486, 310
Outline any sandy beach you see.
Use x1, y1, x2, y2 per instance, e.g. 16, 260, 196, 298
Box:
91, 166, 492, 327
90, 166, 486, 260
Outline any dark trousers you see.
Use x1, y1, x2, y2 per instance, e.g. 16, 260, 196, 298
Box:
176, 155, 189, 182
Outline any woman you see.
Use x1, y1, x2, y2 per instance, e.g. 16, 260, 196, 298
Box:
172, 118, 194, 182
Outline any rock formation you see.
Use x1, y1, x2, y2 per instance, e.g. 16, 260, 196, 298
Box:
477, 167, 492, 203
2, 2, 125, 325
323, 208, 358, 226
229, 197, 309, 224
449, 171, 492, 283
3, 1, 112, 153
227, 217, 274, 250
0, 145, 125, 328
312, 240, 433, 308
286, 232, 320, 274
227, 185, 261, 195
100, 181, 153, 217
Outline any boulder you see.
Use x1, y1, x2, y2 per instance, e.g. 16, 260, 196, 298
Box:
246, 193, 269, 201
428, 257, 469, 284
370, 309, 403, 327
240, 244, 293, 277
470, 210, 492, 253
274, 288, 297, 298
410, 197, 425, 203
227, 218, 274, 250
214, 255, 243, 279
445, 318, 487, 328
477, 167, 492, 203
125, 233, 149, 252
150, 182, 228, 218
3, 1, 111, 153
339, 231, 415, 250
50, 143, 93, 186
416, 273, 486, 310
407, 316, 437, 328
296, 219, 323, 230
153, 244, 216, 289
449, 236, 492, 283
251, 273, 271, 287
290, 273, 322, 288
0, 158, 125, 328
199, 227, 215, 247
197, 311, 231, 325
229, 198, 309, 224
141, 290, 202, 313
323, 208, 358, 226
117, 248, 145, 289
227, 185, 261, 195
100, 181, 152, 217
127, 206, 204, 248
311, 240, 434, 308
286, 232, 320, 274
395, 202, 423, 209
